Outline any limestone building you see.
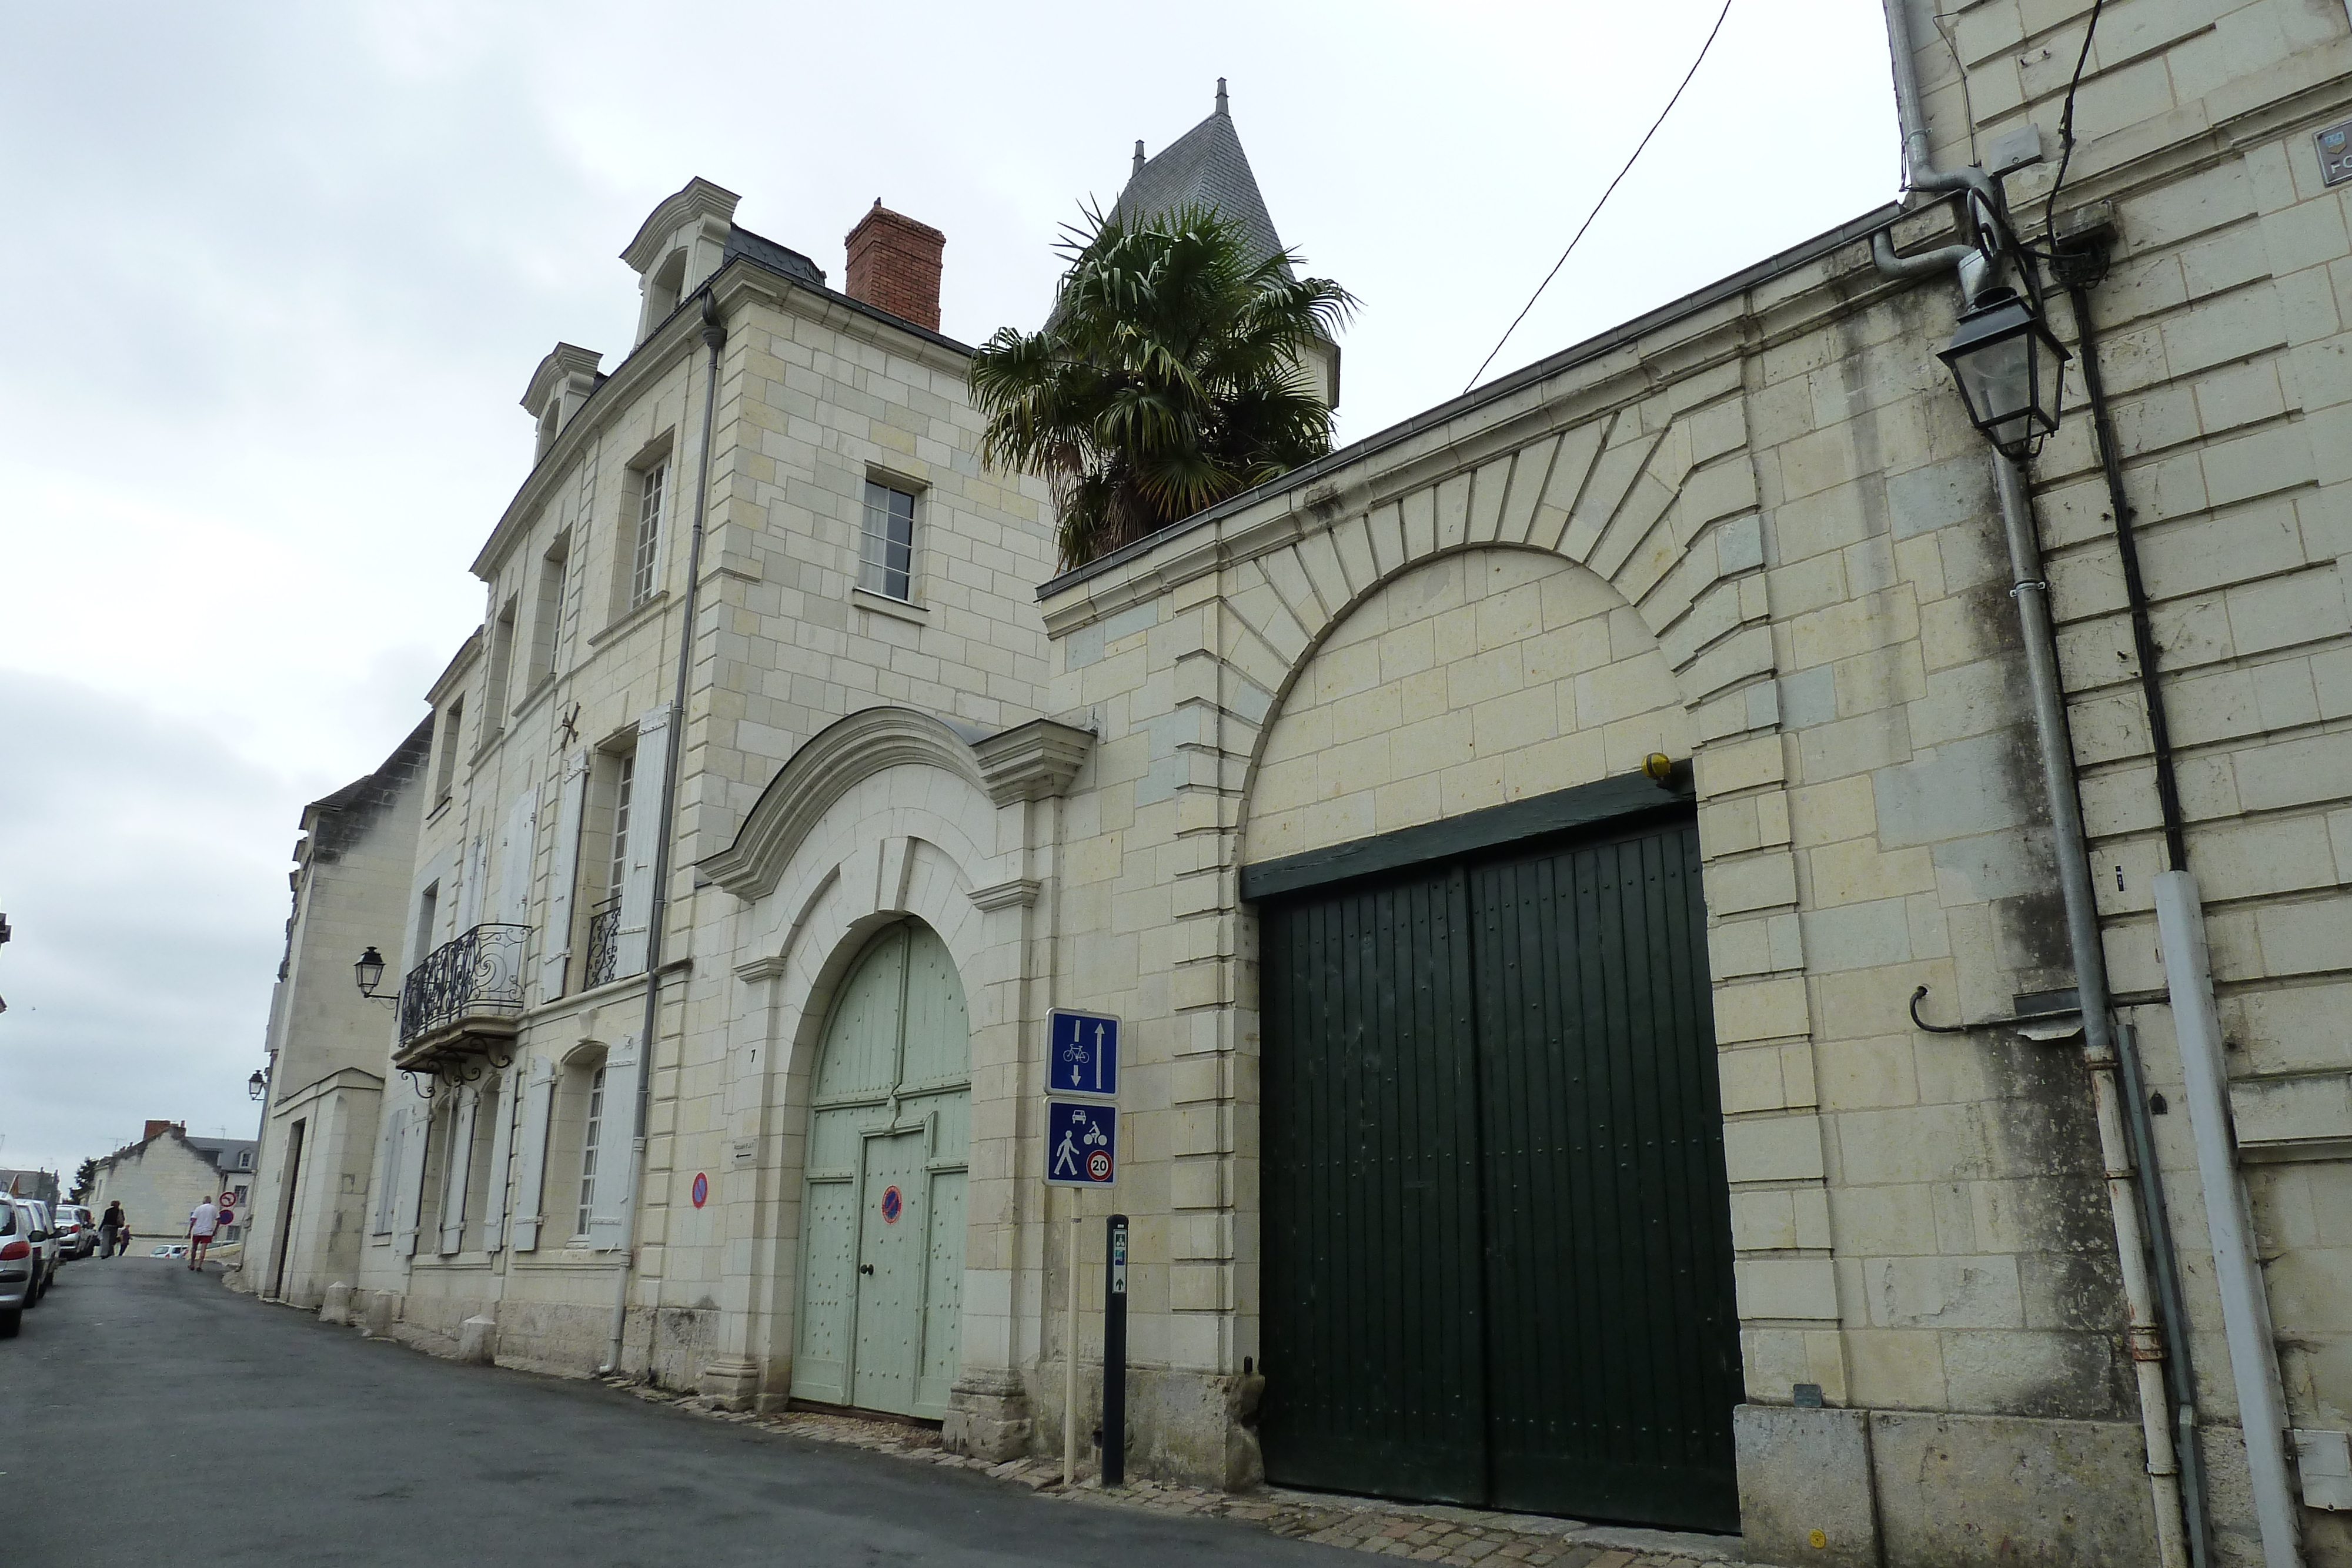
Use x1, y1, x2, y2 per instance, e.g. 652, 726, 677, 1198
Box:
88, 1124, 255, 1253
245, 28, 2352, 1568
234, 721, 430, 1302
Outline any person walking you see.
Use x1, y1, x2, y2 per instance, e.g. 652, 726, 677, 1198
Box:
185, 1195, 219, 1270
98, 1201, 124, 1259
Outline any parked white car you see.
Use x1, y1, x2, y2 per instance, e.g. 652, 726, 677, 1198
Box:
0, 1199, 35, 1335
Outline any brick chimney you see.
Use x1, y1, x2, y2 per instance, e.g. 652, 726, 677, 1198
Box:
844, 201, 944, 332
143, 1119, 181, 1142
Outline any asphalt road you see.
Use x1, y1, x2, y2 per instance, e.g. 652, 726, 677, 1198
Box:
7, 1257, 1348, 1567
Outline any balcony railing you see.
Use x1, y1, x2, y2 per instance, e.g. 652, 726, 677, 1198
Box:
397, 924, 529, 1054
583, 895, 623, 990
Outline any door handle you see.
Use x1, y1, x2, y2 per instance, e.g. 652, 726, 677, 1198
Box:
859, 1263, 874, 1275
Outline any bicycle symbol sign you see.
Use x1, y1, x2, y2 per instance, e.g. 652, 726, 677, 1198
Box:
1048, 1009, 1121, 1098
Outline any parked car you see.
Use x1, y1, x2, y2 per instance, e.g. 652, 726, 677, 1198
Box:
0, 1200, 33, 1335
6, 1199, 55, 1307
22, 1201, 60, 1297
52, 1204, 93, 1261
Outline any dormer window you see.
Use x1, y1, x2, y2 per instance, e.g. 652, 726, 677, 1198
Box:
521, 345, 604, 468
622, 178, 740, 346
643, 249, 686, 330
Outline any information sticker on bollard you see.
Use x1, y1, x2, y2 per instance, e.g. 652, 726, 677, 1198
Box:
1045, 1099, 1118, 1186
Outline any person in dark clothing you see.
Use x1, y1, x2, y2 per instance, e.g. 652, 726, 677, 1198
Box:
99, 1201, 128, 1258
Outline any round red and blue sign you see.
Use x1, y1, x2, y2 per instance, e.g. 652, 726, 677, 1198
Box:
880, 1185, 904, 1223
690, 1172, 709, 1209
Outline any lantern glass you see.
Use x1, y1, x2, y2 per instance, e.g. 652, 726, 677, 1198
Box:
248, 1069, 268, 1101
354, 945, 386, 997
1937, 292, 2070, 458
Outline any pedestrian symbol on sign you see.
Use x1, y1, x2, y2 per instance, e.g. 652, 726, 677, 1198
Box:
1045, 1099, 1117, 1186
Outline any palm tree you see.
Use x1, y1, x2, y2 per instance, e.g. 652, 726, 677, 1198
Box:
971, 204, 1356, 570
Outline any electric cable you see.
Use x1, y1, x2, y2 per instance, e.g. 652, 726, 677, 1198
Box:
2040, 0, 2107, 239
1464, 0, 1737, 394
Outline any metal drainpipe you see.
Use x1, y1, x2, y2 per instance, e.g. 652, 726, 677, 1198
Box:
602, 292, 728, 1376
1874, 7, 2200, 1554
2059, 259, 2215, 1566
1990, 454, 2191, 1568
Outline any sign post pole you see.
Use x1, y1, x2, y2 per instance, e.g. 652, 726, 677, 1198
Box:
1102, 1213, 1128, 1486
1043, 1007, 1121, 1490
1063, 1193, 1081, 1487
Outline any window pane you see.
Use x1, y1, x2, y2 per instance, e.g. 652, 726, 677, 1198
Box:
858, 483, 917, 602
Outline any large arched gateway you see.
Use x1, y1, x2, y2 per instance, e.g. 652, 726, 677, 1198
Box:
791, 921, 971, 1420
1243, 549, 1743, 1531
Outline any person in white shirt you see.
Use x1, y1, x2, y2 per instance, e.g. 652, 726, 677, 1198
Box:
185, 1198, 220, 1271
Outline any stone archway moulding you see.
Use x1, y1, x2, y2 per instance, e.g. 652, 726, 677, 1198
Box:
1078, 375, 1843, 1401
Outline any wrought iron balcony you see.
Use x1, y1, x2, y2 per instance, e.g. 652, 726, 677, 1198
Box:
583, 895, 622, 990
394, 923, 529, 1075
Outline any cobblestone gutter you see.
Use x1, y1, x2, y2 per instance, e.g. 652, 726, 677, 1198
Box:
611, 1380, 1757, 1568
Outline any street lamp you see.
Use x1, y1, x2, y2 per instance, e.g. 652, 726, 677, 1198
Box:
1937, 287, 2071, 459
354, 946, 398, 1009
248, 1068, 268, 1102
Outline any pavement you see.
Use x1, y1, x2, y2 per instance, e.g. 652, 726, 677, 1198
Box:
4, 1257, 1750, 1568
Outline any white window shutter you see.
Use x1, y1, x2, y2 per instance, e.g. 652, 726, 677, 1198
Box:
540, 751, 590, 1002
437, 1087, 478, 1255
370, 1108, 402, 1235
394, 1099, 432, 1258
480, 1069, 514, 1253
509, 1056, 557, 1252
497, 787, 537, 928
613, 707, 672, 977
586, 1032, 642, 1252
457, 830, 489, 932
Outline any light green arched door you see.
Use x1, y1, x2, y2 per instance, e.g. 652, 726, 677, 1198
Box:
791, 921, 970, 1419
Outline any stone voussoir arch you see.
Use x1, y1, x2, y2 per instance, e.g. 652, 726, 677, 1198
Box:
1216, 395, 1777, 790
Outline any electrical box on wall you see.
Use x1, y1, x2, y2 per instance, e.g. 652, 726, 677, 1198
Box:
2296, 1429, 2352, 1510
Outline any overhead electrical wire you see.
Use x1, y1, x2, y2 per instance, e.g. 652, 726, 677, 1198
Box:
1464, 0, 1738, 394
2040, 0, 2107, 239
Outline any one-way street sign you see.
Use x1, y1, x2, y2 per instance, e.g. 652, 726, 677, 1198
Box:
1045, 1099, 1117, 1186
1047, 1008, 1120, 1098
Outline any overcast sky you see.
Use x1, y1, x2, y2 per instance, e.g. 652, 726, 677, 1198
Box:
0, 0, 1897, 1181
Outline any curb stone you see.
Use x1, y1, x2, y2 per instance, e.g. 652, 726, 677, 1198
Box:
608, 1379, 1759, 1568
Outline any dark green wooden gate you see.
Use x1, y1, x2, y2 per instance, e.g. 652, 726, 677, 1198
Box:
1257, 807, 1741, 1532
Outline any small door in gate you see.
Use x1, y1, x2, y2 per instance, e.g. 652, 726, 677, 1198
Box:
853, 1131, 926, 1412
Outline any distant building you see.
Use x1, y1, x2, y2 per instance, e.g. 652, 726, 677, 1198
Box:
232, 723, 428, 1303
0, 1169, 59, 1206
86, 1123, 255, 1252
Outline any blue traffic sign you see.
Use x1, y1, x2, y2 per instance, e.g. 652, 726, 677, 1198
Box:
1045, 1099, 1118, 1186
1048, 1008, 1121, 1098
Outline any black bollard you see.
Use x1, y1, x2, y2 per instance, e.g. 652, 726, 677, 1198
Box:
1102, 1213, 1128, 1486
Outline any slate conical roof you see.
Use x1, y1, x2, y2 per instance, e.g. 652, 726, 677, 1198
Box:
1111, 80, 1292, 276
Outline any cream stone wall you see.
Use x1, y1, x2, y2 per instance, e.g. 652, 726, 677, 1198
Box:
1024, 2, 2352, 1537
1250, 550, 1690, 864
269, 5, 2352, 1556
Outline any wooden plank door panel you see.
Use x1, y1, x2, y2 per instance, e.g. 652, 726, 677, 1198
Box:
791, 1178, 857, 1405
1260, 867, 1488, 1503
1471, 821, 1741, 1532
